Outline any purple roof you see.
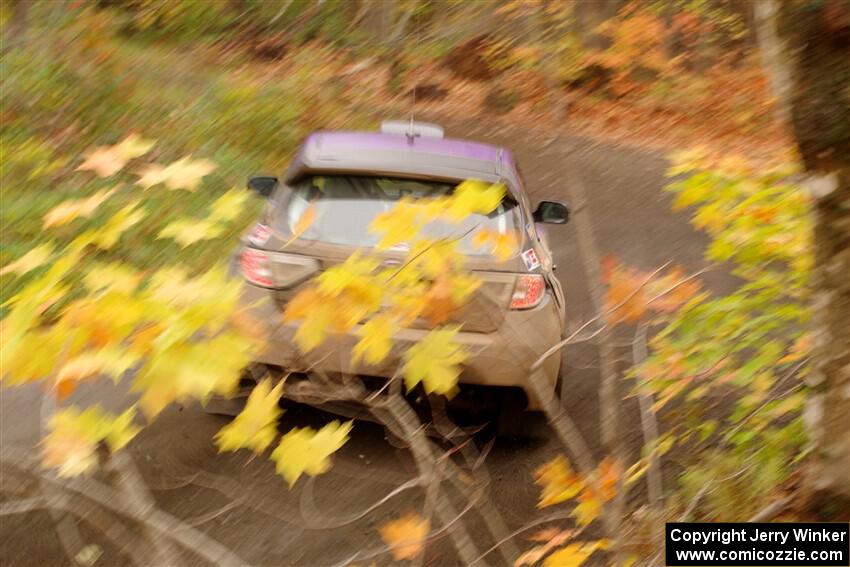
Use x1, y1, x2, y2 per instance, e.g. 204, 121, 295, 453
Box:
284, 129, 520, 194
310, 131, 503, 162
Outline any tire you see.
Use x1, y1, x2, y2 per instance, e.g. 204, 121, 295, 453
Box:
495, 388, 539, 439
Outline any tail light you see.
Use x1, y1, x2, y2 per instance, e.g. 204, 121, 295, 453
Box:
510, 274, 545, 309
241, 248, 274, 287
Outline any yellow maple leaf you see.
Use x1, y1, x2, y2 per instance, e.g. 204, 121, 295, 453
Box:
208, 188, 250, 223
572, 495, 602, 527
135, 156, 217, 191
353, 314, 396, 365
43, 188, 116, 228
402, 327, 467, 396
271, 420, 352, 487
0, 244, 54, 277
534, 455, 585, 508
542, 542, 604, 567
215, 379, 283, 453
369, 198, 423, 249
135, 163, 169, 189
42, 406, 140, 477
94, 201, 146, 249
158, 218, 224, 248
379, 511, 430, 561
77, 147, 127, 177
56, 349, 141, 389
113, 134, 155, 160
283, 288, 334, 352
445, 180, 505, 222
473, 228, 519, 261
162, 156, 217, 191
42, 423, 99, 477
316, 252, 380, 296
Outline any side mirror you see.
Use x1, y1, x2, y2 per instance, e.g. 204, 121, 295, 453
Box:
247, 175, 278, 198
533, 200, 570, 224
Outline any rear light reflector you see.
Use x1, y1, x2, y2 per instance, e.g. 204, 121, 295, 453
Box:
510, 275, 545, 309
240, 248, 274, 287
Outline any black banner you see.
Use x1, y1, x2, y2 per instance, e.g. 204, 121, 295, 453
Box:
666, 523, 849, 566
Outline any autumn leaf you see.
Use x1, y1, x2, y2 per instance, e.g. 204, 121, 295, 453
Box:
534, 455, 585, 508
158, 218, 224, 247
379, 511, 430, 561
473, 228, 519, 261
408, 239, 463, 279
162, 156, 217, 191
595, 457, 620, 501
94, 201, 146, 249
0, 244, 54, 277
56, 349, 141, 390
542, 541, 606, 567
43, 188, 116, 228
271, 420, 352, 487
215, 379, 283, 453
77, 147, 127, 177
113, 134, 155, 160
42, 417, 99, 477
105, 407, 142, 451
572, 493, 603, 526
402, 327, 467, 396
208, 188, 250, 223
135, 156, 216, 191
515, 528, 575, 566
316, 252, 380, 297
42, 406, 140, 477
291, 202, 317, 238
419, 274, 458, 325
135, 164, 169, 189
369, 198, 423, 249
445, 180, 506, 222
353, 314, 396, 365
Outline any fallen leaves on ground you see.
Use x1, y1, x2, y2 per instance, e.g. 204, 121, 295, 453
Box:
135, 156, 216, 191
0, 244, 54, 277
43, 189, 116, 228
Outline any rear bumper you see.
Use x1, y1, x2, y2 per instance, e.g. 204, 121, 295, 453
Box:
242, 283, 562, 410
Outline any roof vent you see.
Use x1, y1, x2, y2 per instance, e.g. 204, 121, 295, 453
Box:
380, 120, 444, 139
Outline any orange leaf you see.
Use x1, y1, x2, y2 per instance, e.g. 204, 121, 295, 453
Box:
292, 203, 317, 237
379, 511, 430, 561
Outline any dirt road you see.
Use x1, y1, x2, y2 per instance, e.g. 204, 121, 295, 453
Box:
0, 122, 727, 566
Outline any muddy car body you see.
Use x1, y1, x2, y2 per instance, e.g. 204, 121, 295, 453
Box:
233, 122, 569, 420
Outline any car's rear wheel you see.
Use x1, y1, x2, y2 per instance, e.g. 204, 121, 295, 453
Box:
495, 365, 563, 439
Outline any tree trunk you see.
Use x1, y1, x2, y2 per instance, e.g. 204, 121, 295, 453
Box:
755, 0, 850, 520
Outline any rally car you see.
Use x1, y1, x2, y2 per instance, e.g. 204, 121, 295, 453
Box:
220, 121, 570, 433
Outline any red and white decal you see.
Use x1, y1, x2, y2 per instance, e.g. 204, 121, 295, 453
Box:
521, 248, 541, 271
247, 222, 271, 246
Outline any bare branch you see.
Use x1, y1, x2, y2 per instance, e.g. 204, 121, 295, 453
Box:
1, 447, 250, 567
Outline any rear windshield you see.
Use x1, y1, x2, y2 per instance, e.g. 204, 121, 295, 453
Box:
277, 175, 519, 252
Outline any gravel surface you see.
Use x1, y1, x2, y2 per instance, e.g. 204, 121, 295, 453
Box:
0, 122, 734, 567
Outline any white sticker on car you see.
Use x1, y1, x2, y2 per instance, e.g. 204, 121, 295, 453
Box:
248, 223, 271, 246
521, 248, 541, 271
